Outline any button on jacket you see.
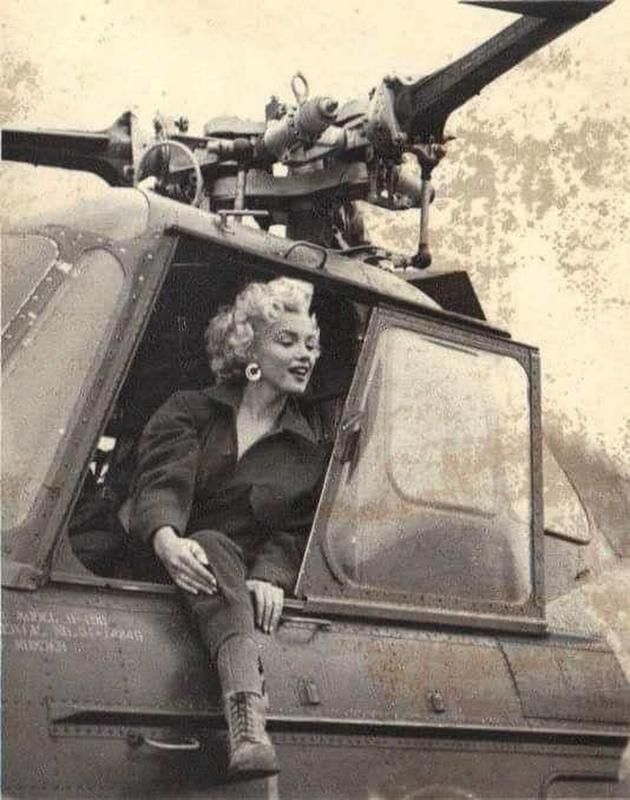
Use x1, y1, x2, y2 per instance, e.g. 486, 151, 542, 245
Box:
130, 383, 331, 590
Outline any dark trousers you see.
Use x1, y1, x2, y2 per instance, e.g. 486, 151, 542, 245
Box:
183, 529, 256, 660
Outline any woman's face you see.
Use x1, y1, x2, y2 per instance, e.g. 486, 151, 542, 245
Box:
253, 310, 320, 396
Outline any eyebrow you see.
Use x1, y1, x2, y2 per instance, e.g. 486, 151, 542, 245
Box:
274, 329, 320, 344
275, 327, 317, 337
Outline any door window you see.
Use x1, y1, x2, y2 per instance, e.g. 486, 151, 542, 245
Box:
297, 310, 539, 621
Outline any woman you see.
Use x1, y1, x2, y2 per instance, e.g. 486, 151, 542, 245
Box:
130, 277, 328, 779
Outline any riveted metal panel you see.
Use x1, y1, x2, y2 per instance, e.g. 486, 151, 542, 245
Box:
502, 641, 630, 725
4, 582, 629, 798
269, 731, 626, 800
261, 623, 523, 728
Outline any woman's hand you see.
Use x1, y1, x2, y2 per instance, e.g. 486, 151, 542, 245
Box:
152, 526, 217, 596
246, 579, 284, 634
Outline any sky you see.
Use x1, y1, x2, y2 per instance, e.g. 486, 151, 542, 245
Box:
2, 0, 629, 474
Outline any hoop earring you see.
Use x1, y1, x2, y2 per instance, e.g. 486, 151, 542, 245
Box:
245, 362, 262, 382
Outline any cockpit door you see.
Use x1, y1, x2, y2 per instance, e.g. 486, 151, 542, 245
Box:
296, 306, 544, 633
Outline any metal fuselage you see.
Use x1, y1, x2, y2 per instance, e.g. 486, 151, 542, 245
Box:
1, 188, 629, 799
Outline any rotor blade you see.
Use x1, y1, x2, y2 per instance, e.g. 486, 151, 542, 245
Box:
0, 112, 138, 186
460, 0, 613, 19
397, 0, 614, 139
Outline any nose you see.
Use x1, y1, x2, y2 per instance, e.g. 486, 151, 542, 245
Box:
296, 343, 315, 365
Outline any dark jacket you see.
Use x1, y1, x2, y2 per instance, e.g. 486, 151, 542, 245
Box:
130, 383, 330, 590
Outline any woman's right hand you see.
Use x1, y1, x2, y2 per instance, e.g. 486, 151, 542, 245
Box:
152, 526, 217, 596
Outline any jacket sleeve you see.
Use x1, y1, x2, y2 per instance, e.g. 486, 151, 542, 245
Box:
130, 392, 202, 545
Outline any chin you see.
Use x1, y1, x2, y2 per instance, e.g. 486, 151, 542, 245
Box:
283, 377, 310, 395
285, 382, 308, 396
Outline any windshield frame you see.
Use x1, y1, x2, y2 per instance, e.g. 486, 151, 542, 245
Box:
1, 225, 178, 588
295, 305, 545, 635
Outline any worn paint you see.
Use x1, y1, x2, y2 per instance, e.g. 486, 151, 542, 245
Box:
1, 0, 628, 790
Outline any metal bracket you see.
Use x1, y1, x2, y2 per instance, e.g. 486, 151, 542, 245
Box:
280, 615, 333, 631
428, 689, 447, 714
283, 240, 329, 270
337, 410, 364, 464
300, 678, 323, 706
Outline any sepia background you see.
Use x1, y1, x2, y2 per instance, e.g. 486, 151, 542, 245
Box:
2, 0, 629, 714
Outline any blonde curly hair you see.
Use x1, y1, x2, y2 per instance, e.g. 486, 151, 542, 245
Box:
206, 277, 320, 383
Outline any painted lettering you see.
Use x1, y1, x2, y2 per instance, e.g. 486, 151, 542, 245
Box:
15, 610, 58, 625
3, 609, 146, 649
14, 638, 68, 654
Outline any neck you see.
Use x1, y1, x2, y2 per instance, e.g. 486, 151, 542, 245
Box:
240, 380, 286, 421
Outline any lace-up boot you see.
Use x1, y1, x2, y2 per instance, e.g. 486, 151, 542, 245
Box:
223, 691, 279, 779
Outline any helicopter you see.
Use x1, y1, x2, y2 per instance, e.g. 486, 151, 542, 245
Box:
2, 0, 629, 797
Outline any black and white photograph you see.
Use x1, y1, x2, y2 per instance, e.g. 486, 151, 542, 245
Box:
1, 1, 629, 797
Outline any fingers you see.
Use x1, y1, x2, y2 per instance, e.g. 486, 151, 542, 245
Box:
269, 587, 284, 633
247, 580, 284, 634
251, 582, 264, 629
173, 573, 214, 595
172, 564, 217, 595
261, 588, 274, 633
189, 541, 209, 566
157, 538, 217, 595
180, 547, 217, 591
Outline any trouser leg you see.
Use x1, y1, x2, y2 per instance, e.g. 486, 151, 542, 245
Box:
216, 634, 262, 696
182, 529, 261, 692
184, 530, 277, 777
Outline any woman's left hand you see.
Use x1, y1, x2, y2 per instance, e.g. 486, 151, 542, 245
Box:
246, 579, 284, 634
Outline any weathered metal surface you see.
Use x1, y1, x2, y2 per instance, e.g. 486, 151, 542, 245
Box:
501, 640, 630, 725
1, 3, 627, 797
2, 584, 628, 798
1, 112, 142, 187
545, 429, 630, 559
2, 187, 628, 796
2, 186, 150, 241
405, 270, 487, 320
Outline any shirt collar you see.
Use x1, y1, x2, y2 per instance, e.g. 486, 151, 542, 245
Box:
205, 382, 319, 445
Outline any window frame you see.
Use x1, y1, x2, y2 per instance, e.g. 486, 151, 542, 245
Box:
295, 305, 545, 635
40, 232, 542, 637
2, 226, 178, 588
48, 243, 371, 596
2, 248, 128, 534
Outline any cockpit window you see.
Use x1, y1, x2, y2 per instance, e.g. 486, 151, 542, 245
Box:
52, 239, 365, 584
2, 246, 124, 531
1, 234, 59, 325
298, 311, 537, 618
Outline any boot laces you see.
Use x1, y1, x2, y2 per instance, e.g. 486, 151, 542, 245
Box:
229, 693, 260, 742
